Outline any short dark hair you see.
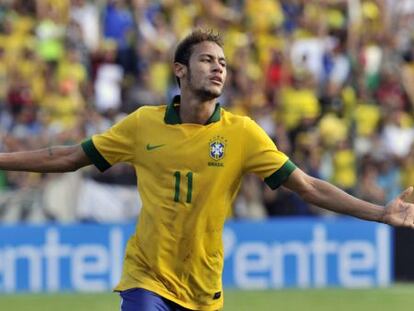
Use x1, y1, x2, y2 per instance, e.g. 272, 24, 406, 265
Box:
174, 29, 223, 65
173, 29, 223, 87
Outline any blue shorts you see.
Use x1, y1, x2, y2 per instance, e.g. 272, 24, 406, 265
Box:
119, 288, 193, 311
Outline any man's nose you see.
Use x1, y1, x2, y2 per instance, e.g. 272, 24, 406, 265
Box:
212, 61, 224, 73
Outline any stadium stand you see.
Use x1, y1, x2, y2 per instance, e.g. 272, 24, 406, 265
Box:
0, 0, 413, 222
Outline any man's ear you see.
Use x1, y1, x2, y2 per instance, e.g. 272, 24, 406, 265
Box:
174, 62, 187, 80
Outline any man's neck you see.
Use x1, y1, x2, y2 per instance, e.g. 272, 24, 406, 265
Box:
179, 93, 217, 124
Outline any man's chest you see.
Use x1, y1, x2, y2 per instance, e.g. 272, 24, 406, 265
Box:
135, 124, 241, 174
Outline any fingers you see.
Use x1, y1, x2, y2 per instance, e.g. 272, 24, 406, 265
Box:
399, 186, 414, 201
402, 202, 414, 228
392, 187, 414, 229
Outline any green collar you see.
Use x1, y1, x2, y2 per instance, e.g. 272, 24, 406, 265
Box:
164, 95, 221, 125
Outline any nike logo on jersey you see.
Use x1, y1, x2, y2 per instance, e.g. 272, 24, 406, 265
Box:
146, 143, 165, 151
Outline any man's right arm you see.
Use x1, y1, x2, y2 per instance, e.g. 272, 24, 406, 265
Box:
0, 144, 92, 173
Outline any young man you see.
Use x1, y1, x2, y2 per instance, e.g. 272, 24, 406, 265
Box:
1, 29, 414, 311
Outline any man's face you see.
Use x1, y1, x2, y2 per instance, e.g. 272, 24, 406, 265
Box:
182, 41, 227, 101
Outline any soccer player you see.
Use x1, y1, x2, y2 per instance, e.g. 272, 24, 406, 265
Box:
1, 29, 414, 311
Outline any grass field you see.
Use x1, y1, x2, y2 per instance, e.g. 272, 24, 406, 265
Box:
1, 284, 414, 311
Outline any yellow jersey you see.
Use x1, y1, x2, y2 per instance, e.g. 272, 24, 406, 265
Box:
81, 96, 296, 310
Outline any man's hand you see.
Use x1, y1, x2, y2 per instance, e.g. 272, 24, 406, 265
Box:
382, 187, 414, 228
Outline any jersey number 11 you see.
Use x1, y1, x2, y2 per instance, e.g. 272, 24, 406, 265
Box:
173, 171, 193, 203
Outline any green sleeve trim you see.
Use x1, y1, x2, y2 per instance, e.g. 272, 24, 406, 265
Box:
264, 160, 297, 190
81, 138, 112, 172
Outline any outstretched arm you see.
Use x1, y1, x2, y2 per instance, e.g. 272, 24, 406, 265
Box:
0, 144, 92, 173
283, 168, 414, 228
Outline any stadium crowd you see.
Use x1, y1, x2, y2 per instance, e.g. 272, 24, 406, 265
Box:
0, 0, 414, 222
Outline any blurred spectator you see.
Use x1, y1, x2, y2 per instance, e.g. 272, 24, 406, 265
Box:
234, 174, 267, 219
123, 66, 165, 113
70, 0, 100, 53
356, 155, 386, 205
103, 0, 136, 74
277, 71, 320, 138
330, 139, 357, 194
35, 3, 66, 65
93, 40, 124, 113
41, 78, 85, 133
401, 143, 414, 192
6, 71, 35, 117
381, 105, 414, 160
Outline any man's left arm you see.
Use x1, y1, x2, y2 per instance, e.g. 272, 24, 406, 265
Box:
282, 167, 414, 228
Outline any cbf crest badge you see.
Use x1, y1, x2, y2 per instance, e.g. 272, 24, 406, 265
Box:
209, 136, 227, 161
